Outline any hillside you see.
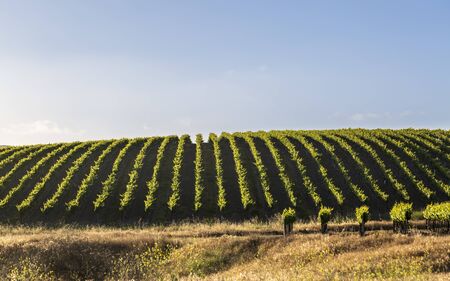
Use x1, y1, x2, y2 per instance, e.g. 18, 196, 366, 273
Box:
0, 129, 448, 224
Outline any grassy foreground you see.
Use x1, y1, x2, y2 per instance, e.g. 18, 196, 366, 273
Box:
0, 221, 449, 281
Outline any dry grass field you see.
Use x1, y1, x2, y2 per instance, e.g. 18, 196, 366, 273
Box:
0, 220, 448, 280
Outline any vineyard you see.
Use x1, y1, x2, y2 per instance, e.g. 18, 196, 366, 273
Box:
0, 129, 448, 224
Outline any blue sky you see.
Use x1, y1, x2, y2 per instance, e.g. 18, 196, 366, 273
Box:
0, 1, 449, 145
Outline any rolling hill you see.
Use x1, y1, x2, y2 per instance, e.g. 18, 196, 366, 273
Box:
0, 128, 448, 225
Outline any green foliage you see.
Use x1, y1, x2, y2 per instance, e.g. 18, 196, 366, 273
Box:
194, 134, 205, 211
430, 130, 450, 148
109, 243, 175, 280
292, 133, 345, 205
403, 131, 450, 163
209, 133, 227, 210
282, 208, 296, 224
0, 128, 446, 222
260, 133, 296, 206
0, 146, 36, 168
0, 145, 10, 152
328, 134, 388, 201
423, 201, 450, 222
309, 133, 367, 202
240, 134, 273, 208
342, 132, 410, 201
134, 243, 173, 278
372, 131, 435, 198
384, 131, 450, 196
355, 205, 370, 224
144, 136, 173, 210
117, 138, 156, 210
0, 143, 70, 208
66, 140, 124, 211
276, 135, 321, 205
41, 141, 108, 212
6, 257, 56, 281
0, 144, 58, 189
17, 142, 90, 211
390, 202, 413, 223
94, 138, 143, 210
168, 135, 190, 210
318, 206, 333, 224
223, 133, 254, 209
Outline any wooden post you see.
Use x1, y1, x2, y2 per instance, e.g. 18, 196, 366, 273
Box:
321, 223, 327, 234
359, 223, 365, 236
284, 222, 293, 236
400, 221, 409, 234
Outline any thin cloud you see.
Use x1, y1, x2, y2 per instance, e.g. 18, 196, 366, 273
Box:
349, 111, 421, 122
350, 113, 383, 121
0, 120, 85, 144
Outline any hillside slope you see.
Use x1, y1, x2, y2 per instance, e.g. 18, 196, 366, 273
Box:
0, 129, 448, 224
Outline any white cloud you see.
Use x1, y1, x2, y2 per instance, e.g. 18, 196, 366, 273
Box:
349, 111, 423, 122
350, 113, 383, 121
0, 120, 85, 145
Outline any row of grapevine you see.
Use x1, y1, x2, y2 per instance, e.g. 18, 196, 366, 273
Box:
223, 133, 254, 209
400, 132, 450, 178
326, 134, 389, 201
194, 134, 205, 211
0, 143, 73, 208
362, 131, 434, 198
290, 133, 345, 204
0, 146, 27, 162
144, 136, 173, 211
337, 132, 410, 201
0, 145, 40, 172
240, 134, 274, 208
118, 138, 157, 210
274, 134, 321, 206
308, 133, 367, 202
0, 144, 59, 189
94, 138, 144, 210
66, 140, 125, 210
379, 131, 450, 196
260, 133, 296, 206
411, 130, 449, 154
209, 133, 226, 210
401, 131, 450, 165
432, 131, 450, 146
167, 135, 190, 210
16, 142, 91, 211
41, 141, 110, 212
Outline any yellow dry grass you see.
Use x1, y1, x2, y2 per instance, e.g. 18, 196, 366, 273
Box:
0, 221, 448, 280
